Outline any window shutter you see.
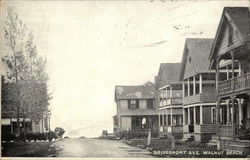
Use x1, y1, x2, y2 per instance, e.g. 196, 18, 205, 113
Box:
128, 100, 131, 109
136, 100, 139, 108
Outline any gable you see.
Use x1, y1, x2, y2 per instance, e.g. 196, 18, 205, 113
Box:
183, 51, 196, 79
216, 17, 243, 57
209, 7, 250, 69
157, 67, 167, 89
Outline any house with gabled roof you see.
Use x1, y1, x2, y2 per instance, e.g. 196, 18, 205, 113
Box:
208, 7, 250, 155
179, 38, 218, 142
1, 78, 50, 140
113, 81, 159, 138
155, 63, 183, 139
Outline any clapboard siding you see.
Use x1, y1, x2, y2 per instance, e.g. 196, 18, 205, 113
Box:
217, 19, 242, 57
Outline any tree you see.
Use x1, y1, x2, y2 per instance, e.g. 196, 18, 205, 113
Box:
2, 8, 52, 141
55, 127, 66, 138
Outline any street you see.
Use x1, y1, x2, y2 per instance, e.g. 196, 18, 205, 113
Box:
53, 138, 153, 157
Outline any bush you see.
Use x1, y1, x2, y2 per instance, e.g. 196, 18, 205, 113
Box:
48, 131, 58, 141
2, 133, 16, 141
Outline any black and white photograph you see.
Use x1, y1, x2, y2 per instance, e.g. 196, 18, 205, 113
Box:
1, 0, 250, 158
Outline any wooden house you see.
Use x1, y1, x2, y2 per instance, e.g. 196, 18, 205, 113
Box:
113, 82, 159, 137
1, 81, 50, 140
179, 38, 217, 142
155, 63, 183, 139
208, 7, 250, 155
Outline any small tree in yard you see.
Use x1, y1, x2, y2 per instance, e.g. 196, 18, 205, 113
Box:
55, 127, 65, 138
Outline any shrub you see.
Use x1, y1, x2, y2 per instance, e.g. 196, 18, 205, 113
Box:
2, 133, 16, 141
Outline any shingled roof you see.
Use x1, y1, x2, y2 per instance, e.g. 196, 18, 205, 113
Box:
115, 82, 155, 101
209, 7, 250, 68
179, 38, 214, 80
156, 63, 182, 89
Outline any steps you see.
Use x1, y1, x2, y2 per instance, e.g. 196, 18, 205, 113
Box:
207, 139, 218, 146
181, 134, 194, 142
207, 135, 218, 146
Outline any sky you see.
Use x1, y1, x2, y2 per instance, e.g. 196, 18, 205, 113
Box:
1, 0, 249, 138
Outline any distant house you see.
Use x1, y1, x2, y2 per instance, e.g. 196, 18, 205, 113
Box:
1, 80, 50, 139
179, 38, 217, 142
155, 63, 183, 139
209, 7, 250, 154
113, 82, 159, 137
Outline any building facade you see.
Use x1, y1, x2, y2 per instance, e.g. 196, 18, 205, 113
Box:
179, 38, 217, 142
113, 82, 159, 137
209, 7, 250, 154
155, 63, 183, 139
1, 81, 50, 140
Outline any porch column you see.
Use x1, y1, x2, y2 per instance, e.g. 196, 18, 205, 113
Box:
215, 57, 220, 91
231, 97, 235, 124
187, 78, 190, 96
238, 61, 242, 76
238, 98, 243, 125
231, 51, 235, 78
170, 108, 173, 126
10, 117, 13, 133
193, 107, 196, 125
188, 107, 190, 125
193, 75, 196, 95
199, 74, 202, 93
183, 81, 185, 98
219, 107, 223, 124
216, 99, 221, 125
200, 106, 203, 125
161, 113, 164, 127
166, 109, 168, 127
183, 108, 186, 125
226, 66, 229, 80
231, 96, 236, 139
158, 113, 161, 127
226, 100, 230, 124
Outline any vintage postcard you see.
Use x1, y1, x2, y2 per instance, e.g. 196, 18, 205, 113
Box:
1, 0, 250, 159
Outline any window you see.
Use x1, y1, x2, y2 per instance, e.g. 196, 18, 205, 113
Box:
128, 99, 139, 109
211, 107, 216, 124
164, 115, 167, 126
196, 107, 200, 124
160, 115, 163, 126
132, 117, 140, 129
228, 24, 233, 46
147, 99, 154, 109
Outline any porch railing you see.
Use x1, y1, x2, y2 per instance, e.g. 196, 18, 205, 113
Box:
218, 73, 250, 96
218, 124, 241, 139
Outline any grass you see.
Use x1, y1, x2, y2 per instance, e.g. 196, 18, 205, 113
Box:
1, 141, 57, 157
125, 138, 246, 158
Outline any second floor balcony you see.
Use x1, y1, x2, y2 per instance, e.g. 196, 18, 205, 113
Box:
183, 92, 216, 105
218, 73, 250, 96
159, 98, 182, 108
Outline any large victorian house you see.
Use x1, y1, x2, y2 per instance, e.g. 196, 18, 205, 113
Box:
209, 7, 250, 154
113, 82, 159, 137
179, 38, 217, 142
155, 63, 183, 139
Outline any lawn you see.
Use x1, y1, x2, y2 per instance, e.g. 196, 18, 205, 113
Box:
1, 141, 57, 157
125, 138, 246, 158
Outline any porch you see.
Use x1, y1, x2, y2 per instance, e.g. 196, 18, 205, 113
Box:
218, 73, 250, 96
158, 107, 183, 138
183, 104, 217, 142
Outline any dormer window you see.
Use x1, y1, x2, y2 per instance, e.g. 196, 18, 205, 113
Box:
228, 24, 233, 46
